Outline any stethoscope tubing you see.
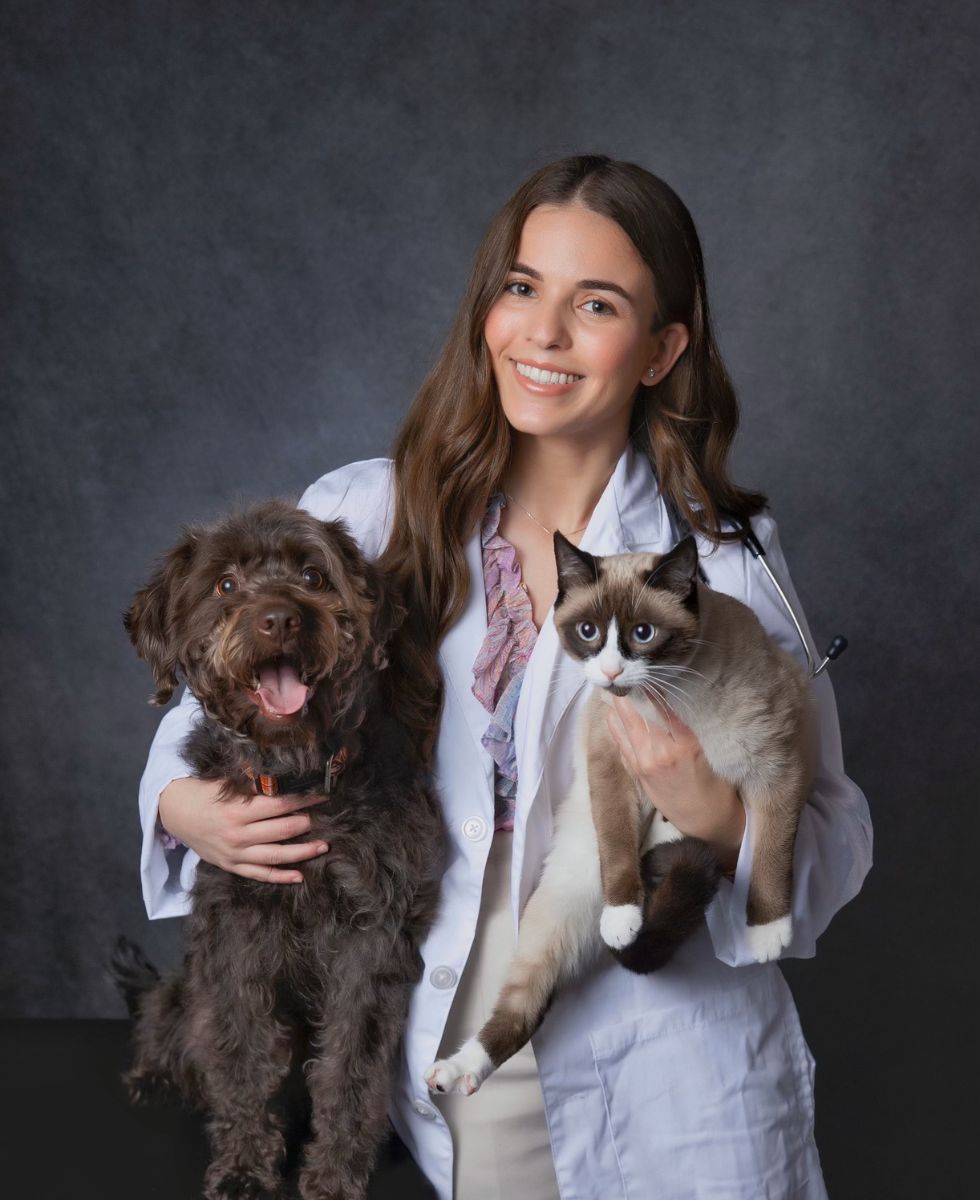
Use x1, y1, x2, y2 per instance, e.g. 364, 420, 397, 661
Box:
662, 500, 846, 681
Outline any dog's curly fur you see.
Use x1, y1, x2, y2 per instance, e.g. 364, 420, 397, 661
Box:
116, 501, 444, 1200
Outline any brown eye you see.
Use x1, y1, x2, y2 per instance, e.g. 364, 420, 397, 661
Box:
632, 623, 655, 643
302, 567, 326, 590
215, 575, 237, 596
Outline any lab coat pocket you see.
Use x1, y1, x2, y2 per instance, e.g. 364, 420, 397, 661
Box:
589, 969, 819, 1200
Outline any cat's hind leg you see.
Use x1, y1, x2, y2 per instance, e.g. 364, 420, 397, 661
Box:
741, 769, 808, 962
610, 835, 721, 974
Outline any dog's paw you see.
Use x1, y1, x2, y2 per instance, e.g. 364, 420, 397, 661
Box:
600, 903, 643, 950
745, 915, 793, 962
124, 1067, 169, 1106
204, 1169, 281, 1200
424, 1037, 492, 1097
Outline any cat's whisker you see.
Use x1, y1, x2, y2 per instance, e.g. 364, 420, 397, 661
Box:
642, 680, 690, 715
651, 664, 709, 684
639, 679, 679, 715
638, 683, 686, 740
640, 679, 695, 725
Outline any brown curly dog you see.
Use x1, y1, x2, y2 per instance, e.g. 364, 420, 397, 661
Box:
114, 501, 443, 1200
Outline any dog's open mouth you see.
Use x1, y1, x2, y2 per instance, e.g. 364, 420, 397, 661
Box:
246, 656, 312, 721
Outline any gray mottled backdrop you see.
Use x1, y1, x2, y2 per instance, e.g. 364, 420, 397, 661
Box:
2, 1, 976, 1196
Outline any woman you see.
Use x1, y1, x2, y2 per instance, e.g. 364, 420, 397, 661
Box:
139, 155, 872, 1199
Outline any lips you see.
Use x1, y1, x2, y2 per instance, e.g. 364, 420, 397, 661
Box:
247, 657, 310, 721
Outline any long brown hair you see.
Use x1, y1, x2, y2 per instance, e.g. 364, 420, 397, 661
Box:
377, 154, 766, 762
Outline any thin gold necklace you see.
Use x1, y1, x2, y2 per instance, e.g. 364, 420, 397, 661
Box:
504, 492, 590, 537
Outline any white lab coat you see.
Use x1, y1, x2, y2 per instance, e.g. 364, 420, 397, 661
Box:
138, 445, 872, 1200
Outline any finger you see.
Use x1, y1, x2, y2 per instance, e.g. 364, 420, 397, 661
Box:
236, 792, 328, 822
656, 705, 701, 751
606, 709, 638, 769
239, 840, 330, 867
242, 813, 321, 844
610, 696, 656, 748
232, 863, 306, 885
610, 694, 658, 742
609, 693, 639, 724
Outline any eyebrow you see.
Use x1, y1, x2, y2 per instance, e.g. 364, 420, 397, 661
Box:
510, 260, 635, 305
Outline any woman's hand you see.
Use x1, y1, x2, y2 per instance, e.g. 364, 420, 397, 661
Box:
606, 695, 745, 874
158, 777, 330, 884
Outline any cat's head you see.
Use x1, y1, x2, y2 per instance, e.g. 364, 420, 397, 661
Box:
553, 533, 701, 698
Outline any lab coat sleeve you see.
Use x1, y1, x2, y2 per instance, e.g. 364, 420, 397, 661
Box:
137, 458, 395, 920
704, 513, 873, 967
138, 684, 202, 920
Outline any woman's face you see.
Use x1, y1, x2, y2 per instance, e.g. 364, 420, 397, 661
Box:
484, 202, 675, 445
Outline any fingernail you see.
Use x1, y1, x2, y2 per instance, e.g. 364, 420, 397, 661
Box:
316, 842, 329, 854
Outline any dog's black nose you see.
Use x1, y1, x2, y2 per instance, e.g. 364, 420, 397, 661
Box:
257, 607, 301, 640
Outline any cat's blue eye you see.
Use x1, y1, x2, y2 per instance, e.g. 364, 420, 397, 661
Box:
632, 623, 655, 643
576, 621, 600, 642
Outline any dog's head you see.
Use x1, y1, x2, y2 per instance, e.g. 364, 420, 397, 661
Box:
125, 501, 402, 744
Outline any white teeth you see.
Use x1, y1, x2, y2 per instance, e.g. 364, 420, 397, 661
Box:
515, 361, 582, 386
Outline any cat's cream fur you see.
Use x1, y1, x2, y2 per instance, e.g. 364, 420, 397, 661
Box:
425, 535, 814, 1097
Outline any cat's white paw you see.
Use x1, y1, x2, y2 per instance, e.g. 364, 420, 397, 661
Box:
600, 903, 643, 950
424, 1038, 492, 1096
425, 1059, 479, 1096
746, 915, 793, 962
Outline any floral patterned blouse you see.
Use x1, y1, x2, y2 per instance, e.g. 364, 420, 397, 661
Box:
471, 493, 539, 833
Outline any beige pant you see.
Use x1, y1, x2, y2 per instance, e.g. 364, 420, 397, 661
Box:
433, 831, 562, 1200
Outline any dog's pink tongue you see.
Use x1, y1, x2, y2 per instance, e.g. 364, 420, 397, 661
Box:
256, 661, 309, 715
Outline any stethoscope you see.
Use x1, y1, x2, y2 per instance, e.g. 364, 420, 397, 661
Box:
662, 499, 848, 680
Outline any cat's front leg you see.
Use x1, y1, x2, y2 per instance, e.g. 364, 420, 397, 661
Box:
425, 781, 604, 1098
588, 718, 646, 951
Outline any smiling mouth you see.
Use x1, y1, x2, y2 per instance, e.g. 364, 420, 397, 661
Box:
511, 358, 584, 386
246, 656, 313, 721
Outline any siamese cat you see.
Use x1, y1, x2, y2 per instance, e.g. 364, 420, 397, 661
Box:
425, 532, 814, 1097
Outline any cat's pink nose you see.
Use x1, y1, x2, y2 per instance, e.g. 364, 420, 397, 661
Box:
603, 666, 623, 681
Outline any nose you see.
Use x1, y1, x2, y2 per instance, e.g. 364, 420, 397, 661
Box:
602, 665, 623, 682
528, 301, 571, 350
257, 606, 301, 641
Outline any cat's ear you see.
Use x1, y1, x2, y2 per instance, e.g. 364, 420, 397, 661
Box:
553, 531, 597, 606
648, 536, 699, 597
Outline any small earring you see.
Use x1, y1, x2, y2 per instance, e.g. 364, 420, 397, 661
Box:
646, 367, 657, 378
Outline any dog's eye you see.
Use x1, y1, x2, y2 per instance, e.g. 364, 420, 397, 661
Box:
302, 567, 326, 590
215, 575, 238, 596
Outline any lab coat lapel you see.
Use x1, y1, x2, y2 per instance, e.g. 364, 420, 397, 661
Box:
437, 523, 496, 772
511, 445, 671, 908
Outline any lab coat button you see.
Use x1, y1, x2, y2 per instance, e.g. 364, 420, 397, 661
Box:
429, 966, 458, 990
412, 1100, 437, 1120
462, 816, 489, 841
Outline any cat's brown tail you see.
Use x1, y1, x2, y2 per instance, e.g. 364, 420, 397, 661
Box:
610, 838, 721, 974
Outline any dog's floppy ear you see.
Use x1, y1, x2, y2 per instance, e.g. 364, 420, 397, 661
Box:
124, 530, 198, 705
364, 563, 407, 670
315, 518, 406, 670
